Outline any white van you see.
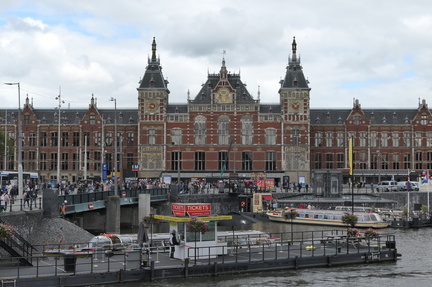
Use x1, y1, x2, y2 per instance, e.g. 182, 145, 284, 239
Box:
397, 181, 419, 191
376, 181, 398, 192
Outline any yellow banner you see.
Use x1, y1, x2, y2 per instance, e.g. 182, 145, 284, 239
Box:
197, 216, 232, 221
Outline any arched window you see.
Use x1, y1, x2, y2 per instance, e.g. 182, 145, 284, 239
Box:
218, 116, 230, 145
194, 115, 206, 145
241, 116, 253, 145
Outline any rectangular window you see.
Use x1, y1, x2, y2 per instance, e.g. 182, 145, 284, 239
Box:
392, 132, 399, 147
51, 132, 58, 147
84, 132, 90, 147
381, 154, 388, 169
28, 132, 36, 146
194, 151, 205, 171
62, 132, 68, 147
265, 151, 276, 171
148, 129, 156, 145
218, 151, 228, 171
325, 132, 333, 147
314, 153, 322, 169
314, 132, 322, 147
94, 132, 102, 147
127, 132, 134, 147
39, 153, 47, 170
40, 132, 47, 147
72, 132, 79, 146
61, 153, 68, 170
73, 153, 79, 170
427, 152, 432, 170
415, 132, 422, 147
266, 129, 276, 145
392, 154, 399, 169
336, 132, 344, 147
50, 153, 57, 171
171, 129, 182, 145
325, 154, 333, 169
94, 151, 101, 171
404, 153, 411, 169
171, 151, 181, 171
381, 132, 388, 147
242, 152, 253, 171
403, 132, 411, 147
415, 152, 422, 169
359, 132, 367, 147
336, 153, 344, 168
359, 152, 367, 169
370, 132, 377, 147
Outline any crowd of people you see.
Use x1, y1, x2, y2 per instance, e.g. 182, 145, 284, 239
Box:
0, 181, 39, 211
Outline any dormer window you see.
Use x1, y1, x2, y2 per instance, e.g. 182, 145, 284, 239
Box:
337, 116, 343, 124
382, 116, 387, 124
393, 111, 397, 118
404, 116, 410, 124
354, 115, 361, 125
149, 77, 155, 87
129, 116, 134, 123
421, 114, 427, 125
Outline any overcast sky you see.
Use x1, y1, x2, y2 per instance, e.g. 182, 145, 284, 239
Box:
1, 1, 432, 110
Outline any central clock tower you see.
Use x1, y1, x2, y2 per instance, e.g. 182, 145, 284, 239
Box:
279, 37, 311, 184
137, 37, 170, 178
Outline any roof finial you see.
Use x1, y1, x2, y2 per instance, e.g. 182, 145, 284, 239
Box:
291, 36, 297, 62
151, 37, 157, 62
220, 50, 227, 79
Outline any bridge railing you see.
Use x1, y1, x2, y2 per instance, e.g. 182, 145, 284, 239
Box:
58, 188, 169, 205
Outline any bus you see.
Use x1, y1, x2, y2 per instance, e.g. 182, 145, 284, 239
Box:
0, 170, 39, 188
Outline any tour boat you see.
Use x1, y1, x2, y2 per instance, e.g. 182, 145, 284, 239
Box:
267, 208, 389, 229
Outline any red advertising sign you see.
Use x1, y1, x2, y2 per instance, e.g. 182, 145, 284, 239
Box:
171, 203, 211, 217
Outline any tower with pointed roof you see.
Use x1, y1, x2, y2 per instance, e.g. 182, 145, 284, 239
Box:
137, 37, 170, 178
279, 37, 311, 184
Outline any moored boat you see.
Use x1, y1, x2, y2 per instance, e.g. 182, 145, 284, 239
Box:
267, 208, 389, 229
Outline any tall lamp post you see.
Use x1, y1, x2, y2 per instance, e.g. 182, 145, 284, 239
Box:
110, 97, 118, 195
4, 82, 23, 197
55, 94, 64, 187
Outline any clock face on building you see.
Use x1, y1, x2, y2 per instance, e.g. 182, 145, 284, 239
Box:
146, 101, 157, 111
215, 88, 232, 103
290, 101, 301, 112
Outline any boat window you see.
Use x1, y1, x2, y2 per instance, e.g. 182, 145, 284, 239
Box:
318, 214, 324, 219
305, 214, 309, 218
369, 214, 378, 221
299, 213, 305, 218
334, 215, 341, 220
314, 214, 320, 219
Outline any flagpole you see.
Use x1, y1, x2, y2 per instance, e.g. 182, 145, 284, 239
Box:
349, 136, 354, 214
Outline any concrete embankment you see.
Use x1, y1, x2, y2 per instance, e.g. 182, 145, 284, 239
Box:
0, 210, 94, 250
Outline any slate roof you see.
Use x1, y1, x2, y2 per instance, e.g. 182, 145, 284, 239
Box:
310, 109, 417, 125
137, 37, 169, 91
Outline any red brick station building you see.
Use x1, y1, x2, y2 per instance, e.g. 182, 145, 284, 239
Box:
1, 38, 431, 192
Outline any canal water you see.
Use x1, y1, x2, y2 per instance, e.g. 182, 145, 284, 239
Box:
111, 221, 431, 287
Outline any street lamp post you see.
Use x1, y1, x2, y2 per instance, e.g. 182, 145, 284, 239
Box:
4, 83, 23, 197
110, 97, 118, 195
55, 94, 64, 187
